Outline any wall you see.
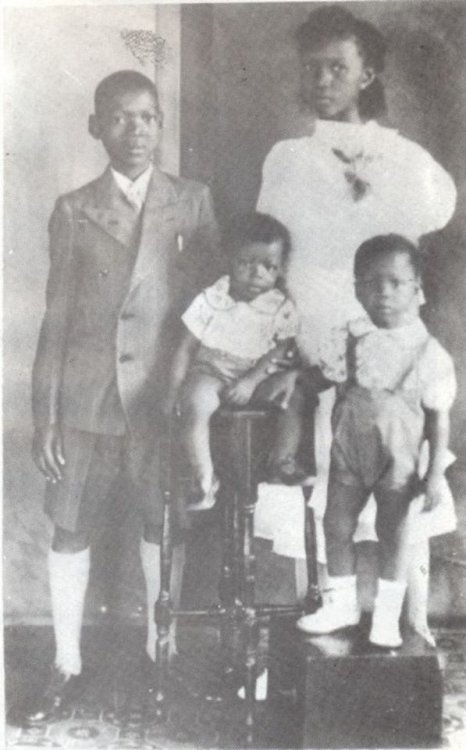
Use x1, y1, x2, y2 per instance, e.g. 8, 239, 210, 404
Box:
3, 3, 181, 620
4, 1, 466, 622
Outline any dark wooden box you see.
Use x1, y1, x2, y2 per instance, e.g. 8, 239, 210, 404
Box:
267, 617, 443, 748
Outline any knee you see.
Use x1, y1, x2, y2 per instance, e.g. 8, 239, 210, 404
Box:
324, 510, 354, 547
52, 527, 89, 553
182, 388, 219, 425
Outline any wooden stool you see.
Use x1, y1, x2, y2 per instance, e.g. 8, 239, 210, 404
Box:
152, 406, 321, 746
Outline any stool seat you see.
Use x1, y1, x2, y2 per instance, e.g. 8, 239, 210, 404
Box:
216, 405, 272, 420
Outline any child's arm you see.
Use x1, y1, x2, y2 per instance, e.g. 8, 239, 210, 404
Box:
422, 408, 450, 511
164, 330, 200, 416
223, 339, 296, 406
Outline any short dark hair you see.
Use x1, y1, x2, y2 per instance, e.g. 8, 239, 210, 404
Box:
354, 234, 422, 278
94, 70, 162, 121
224, 212, 291, 260
296, 5, 387, 120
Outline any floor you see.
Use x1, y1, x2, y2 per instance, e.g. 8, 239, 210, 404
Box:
4, 620, 466, 750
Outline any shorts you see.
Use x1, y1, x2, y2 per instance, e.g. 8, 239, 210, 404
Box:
330, 387, 424, 494
191, 345, 257, 384
44, 427, 186, 540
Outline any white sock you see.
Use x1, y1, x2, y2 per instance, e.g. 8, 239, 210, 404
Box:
370, 578, 407, 647
48, 547, 90, 677
140, 540, 185, 662
328, 574, 357, 591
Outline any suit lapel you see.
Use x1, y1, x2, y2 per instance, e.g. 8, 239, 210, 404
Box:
81, 167, 141, 247
128, 166, 179, 293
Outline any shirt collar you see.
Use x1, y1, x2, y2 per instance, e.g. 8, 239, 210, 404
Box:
111, 163, 153, 207
204, 275, 286, 313
348, 314, 429, 346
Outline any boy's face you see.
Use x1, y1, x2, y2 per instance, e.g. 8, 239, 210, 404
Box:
230, 240, 284, 302
89, 88, 160, 179
355, 251, 420, 329
300, 37, 373, 123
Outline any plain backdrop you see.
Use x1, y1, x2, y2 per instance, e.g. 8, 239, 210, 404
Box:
4, 1, 466, 622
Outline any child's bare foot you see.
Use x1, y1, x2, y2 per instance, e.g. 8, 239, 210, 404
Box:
187, 476, 220, 511
268, 456, 315, 487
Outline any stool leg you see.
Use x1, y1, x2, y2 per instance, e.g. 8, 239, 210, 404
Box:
303, 488, 322, 613
219, 482, 238, 686
236, 418, 259, 748
152, 427, 174, 720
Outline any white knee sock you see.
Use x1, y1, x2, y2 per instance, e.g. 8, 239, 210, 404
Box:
140, 540, 185, 662
48, 547, 90, 677
370, 578, 407, 648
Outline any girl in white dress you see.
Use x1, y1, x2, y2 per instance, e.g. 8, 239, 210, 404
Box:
256, 5, 457, 644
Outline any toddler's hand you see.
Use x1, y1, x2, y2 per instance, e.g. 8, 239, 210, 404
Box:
423, 472, 444, 512
224, 377, 256, 406
254, 370, 297, 410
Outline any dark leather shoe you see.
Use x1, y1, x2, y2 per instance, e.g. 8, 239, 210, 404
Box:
24, 666, 81, 724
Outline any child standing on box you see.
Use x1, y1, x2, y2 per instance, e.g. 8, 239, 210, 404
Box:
297, 234, 456, 647
29, 70, 220, 721
165, 212, 311, 510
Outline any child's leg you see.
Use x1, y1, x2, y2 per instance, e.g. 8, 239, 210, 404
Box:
373, 488, 412, 582
180, 371, 223, 497
297, 478, 368, 634
370, 488, 412, 647
325, 479, 369, 576
268, 381, 315, 486
272, 383, 305, 462
49, 527, 90, 678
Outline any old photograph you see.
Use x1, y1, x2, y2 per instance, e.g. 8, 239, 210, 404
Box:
3, 1, 466, 748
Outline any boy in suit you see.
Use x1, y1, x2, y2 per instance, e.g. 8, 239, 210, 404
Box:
29, 70, 219, 720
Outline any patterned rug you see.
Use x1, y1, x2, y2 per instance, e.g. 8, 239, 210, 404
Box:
4, 623, 466, 749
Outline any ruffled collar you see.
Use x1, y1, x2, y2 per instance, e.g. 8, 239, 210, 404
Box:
204, 275, 286, 314
348, 314, 429, 347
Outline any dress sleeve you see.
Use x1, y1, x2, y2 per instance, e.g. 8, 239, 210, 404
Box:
181, 291, 214, 342
420, 340, 457, 411
368, 135, 457, 239
273, 299, 300, 341
316, 325, 348, 383
256, 142, 286, 217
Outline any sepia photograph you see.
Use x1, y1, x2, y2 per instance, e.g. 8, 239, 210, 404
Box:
3, 1, 466, 748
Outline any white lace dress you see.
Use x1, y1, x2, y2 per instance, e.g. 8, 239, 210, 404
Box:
254, 119, 457, 560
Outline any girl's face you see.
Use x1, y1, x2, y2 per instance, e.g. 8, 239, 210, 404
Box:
355, 251, 421, 329
230, 240, 284, 302
299, 36, 374, 123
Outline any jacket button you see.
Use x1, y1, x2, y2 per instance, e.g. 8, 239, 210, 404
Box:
120, 311, 135, 320
119, 354, 133, 363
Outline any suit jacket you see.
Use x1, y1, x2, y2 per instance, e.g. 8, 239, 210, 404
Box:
32, 165, 221, 436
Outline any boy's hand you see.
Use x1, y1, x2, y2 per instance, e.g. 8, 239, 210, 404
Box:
254, 370, 298, 410
224, 377, 257, 406
423, 472, 444, 512
32, 424, 65, 483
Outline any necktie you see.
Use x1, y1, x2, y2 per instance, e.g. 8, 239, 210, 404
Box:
126, 184, 143, 212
